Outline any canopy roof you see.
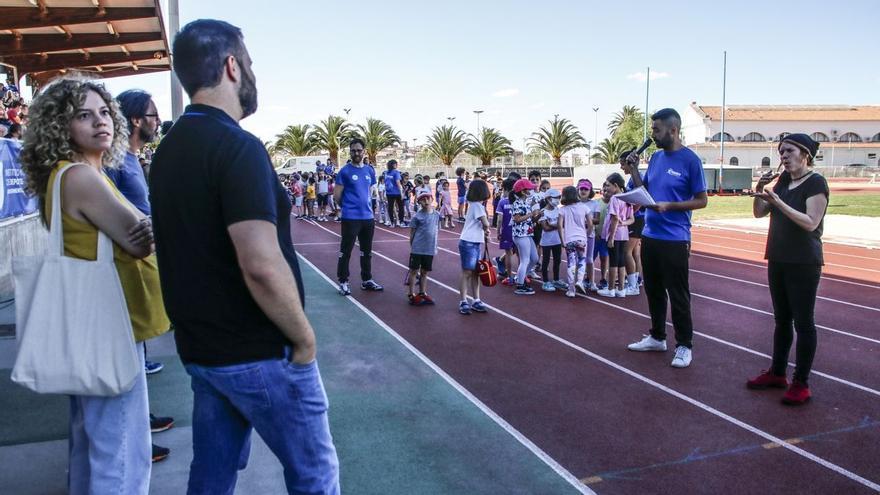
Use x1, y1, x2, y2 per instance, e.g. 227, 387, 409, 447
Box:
0, 0, 170, 86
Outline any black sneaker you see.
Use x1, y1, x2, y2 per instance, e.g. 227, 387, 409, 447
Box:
152, 444, 170, 463
515, 285, 536, 295
361, 280, 384, 291
150, 413, 174, 433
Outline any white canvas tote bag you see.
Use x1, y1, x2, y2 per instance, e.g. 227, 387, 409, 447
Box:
11, 163, 139, 396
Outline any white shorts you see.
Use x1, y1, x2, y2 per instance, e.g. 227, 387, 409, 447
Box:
295, 196, 303, 207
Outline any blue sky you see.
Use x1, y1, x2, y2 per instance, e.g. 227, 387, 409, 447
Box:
100, 0, 880, 149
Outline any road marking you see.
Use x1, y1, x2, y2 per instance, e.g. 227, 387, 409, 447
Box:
297, 253, 595, 495
304, 220, 880, 492
691, 253, 880, 290
693, 231, 880, 262
689, 268, 880, 313
691, 240, 880, 274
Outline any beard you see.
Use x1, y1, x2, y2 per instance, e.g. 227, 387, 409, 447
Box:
238, 66, 258, 119
139, 124, 156, 144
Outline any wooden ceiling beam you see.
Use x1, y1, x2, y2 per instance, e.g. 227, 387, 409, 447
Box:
0, 31, 162, 57
0, 7, 157, 32
4, 50, 166, 74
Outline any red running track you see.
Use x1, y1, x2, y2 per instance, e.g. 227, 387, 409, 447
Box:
292, 219, 880, 494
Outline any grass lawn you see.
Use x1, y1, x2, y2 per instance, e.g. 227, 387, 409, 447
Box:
695, 192, 880, 220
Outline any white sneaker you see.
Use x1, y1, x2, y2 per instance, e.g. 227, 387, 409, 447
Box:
589, 282, 599, 292
615, 289, 626, 298
625, 286, 640, 296
671, 346, 692, 368
627, 334, 667, 352
574, 282, 587, 295
565, 290, 576, 298
597, 288, 616, 298
384, 222, 392, 227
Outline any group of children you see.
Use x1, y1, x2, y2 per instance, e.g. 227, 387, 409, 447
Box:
283, 170, 336, 221
402, 170, 645, 312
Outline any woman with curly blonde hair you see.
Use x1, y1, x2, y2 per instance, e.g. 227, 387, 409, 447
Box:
20, 77, 169, 494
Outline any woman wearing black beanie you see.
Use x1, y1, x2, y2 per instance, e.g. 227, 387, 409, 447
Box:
747, 133, 829, 405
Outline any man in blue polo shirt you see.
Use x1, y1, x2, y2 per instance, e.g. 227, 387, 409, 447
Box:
622, 108, 707, 368
334, 137, 384, 295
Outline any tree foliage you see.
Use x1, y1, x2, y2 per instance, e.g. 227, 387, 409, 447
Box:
355, 117, 401, 167
467, 127, 513, 165
529, 116, 586, 165
426, 125, 470, 166
312, 115, 353, 165
273, 124, 316, 158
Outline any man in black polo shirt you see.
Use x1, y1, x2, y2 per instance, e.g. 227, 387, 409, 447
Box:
149, 20, 339, 494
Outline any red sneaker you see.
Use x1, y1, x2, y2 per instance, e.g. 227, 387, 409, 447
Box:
746, 370, 789, 390
782, 380, 811, 405
408, 294, 422, 305
419, 294, 435, 305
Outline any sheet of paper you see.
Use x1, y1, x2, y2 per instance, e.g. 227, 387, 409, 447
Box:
614, 186, 656, 207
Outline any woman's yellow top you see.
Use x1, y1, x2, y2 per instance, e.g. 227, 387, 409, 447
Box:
45, 162, 170, 342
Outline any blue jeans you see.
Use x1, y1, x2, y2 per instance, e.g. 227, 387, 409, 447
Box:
69, 345, 151, 495
184, 352, 339, 495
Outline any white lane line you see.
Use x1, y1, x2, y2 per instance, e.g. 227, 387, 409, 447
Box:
689, 292, 880, 345
304, 220, 880, 492
693, 231, 880, 262
689, 269, 880, 313
691, 253, 880, 290
692, 241, 880, 274
297, 253, 595, 495
394, 225, 880, 343
694, 223, 880, 251
368, 223, 880, 398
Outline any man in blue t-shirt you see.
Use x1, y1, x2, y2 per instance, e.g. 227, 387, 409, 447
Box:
621, 108, 707, 369
334, 138, 384, 295
383, 159, 404, 227
105, 89, 176, 461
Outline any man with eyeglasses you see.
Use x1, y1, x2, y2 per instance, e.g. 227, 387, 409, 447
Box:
334, 137, 384, 295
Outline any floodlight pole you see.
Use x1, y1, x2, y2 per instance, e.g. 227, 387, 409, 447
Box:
719, 51, 727, 193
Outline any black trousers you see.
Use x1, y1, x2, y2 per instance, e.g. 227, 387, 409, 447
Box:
768, 262, 821, 383
386, 194, 404, 224
541, 244, 562, 281
337, 219, 374, 283
642, 236, 694, 349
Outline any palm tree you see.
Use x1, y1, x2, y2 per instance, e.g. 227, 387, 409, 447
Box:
467, 127, 513, 166
590, 137, 631, 164
355, 117, 401, 166
529, 116, 586, 166
425, 125, 470, 167
273, 124, 316, 158
312, 115, 353, 165
607, 105, 644, 137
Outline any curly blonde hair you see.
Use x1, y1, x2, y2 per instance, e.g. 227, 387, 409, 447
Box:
19, 77, 129, 224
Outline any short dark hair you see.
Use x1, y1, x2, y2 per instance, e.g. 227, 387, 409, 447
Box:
455, 167, 466, 177
561, 186, 579, 206
501, 177, 517, 193
466, 179, 490, 202
606, 172, 626, 190
506, 171, 521, 181
8, 123, 22, 136
116, 89, 152, 133
172, 19, 247, 97
160, 120, 174, 135
387, 159, 397, 170
349, 137, 365, 148
651, 108, 681, 128
528, 170, 542, 180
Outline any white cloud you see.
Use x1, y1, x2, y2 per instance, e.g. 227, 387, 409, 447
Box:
492, 88, 520, 98
626, 71, 670, 82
